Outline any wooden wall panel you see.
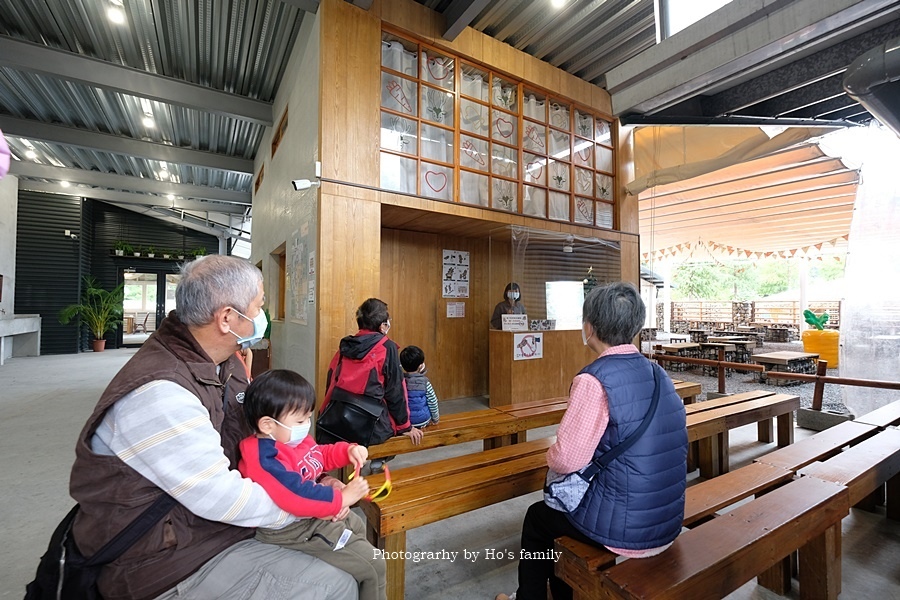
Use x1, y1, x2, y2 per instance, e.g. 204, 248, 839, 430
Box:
617, 123, 637, 235
380, 228, 493, 400
319, 0, 381, 186
316, 193, 382, 401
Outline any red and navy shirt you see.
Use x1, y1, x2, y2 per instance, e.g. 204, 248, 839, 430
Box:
238, 435, 354, 519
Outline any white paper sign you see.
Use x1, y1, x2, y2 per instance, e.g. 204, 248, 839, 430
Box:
447, 302, 465, 318
442, 249, 470, 298
514, 333, 543, 360
502, 314, 529, 331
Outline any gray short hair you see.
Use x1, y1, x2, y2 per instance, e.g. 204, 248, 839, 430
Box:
582, 282, 645, 346
176, 255, 263, 326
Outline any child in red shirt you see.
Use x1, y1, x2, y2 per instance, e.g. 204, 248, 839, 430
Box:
238, 369, 386, 600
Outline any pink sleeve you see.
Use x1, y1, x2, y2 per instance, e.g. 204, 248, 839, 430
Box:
546, 373, 609, 474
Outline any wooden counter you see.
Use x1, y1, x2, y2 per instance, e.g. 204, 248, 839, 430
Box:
488, 329, 597, 407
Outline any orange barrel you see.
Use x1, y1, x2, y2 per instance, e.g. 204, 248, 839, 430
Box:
802, 329, 840, 368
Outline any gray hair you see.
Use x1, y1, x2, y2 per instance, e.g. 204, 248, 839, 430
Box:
176, 255, 263, 326
582, 282, 645, 346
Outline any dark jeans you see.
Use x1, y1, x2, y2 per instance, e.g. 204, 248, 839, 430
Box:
515, 501, 600, 600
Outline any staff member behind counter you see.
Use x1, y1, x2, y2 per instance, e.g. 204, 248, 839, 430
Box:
490, 282, 527, 329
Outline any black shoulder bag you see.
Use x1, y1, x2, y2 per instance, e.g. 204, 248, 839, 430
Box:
25, 493, 177, 600
544, 366, 661, 513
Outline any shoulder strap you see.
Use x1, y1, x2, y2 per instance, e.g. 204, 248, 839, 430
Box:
580, 364, 661, 481
334, 335, 389, 384
83, 493, 178, 567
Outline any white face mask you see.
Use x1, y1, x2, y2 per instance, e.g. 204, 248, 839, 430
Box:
271, 418, 310, 447
507, 291, 520, 301
582, 323, 593, 346
231, 307, 267, 350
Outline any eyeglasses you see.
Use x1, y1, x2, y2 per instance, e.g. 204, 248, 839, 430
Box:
350, 464, 392, 502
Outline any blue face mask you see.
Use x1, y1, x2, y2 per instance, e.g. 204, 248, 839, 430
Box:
231, 307, 267, 350
272, 418, 310, 447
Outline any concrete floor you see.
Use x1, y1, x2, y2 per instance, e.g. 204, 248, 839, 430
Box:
3, 349, 900, 598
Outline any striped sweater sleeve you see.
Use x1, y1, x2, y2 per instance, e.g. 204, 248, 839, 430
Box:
91, 380, 295, 529
424, 380, 440, 423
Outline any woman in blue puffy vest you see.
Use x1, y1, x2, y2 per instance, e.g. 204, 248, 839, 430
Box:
496, 282, 688, 600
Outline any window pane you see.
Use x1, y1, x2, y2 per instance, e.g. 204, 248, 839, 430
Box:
549, 101, 570, 130
380, 112, 417, 155
573, 140, 593, 168
549, 191, 570, 221
523, 153, 546, 186
491, 144, 518, 178
421, 161, 453, 200
596, 202, 614, 229
523, 186, 546, 218
549, 160, 570, 191
381, 72, 416, 115
460, 98, 489, 136
421, 87, 454, 127
461, 63, 489, 101
596, 119, 612, 145
492, 178, 517, 212
595, 173, 613, 201
380, 152, 416, 193
575, 167, 593, 197
523, 90, 546, 122
460, 135, 489, 171
460, 170, 489, 206
596, 145, 614, 173
523, 121, 547, 154
549, 130, 570, 159
492, 110, 517, 144
492, 77, 517, 112
420, 49, 454, 90
420, 123, 453, 163
574, 109, 593, 139
381, 35, 417, 75
575, 197, 594, 224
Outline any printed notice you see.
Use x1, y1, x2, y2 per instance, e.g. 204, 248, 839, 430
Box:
513, 333, 543, 360
447, 302, 465, 318
442, 249, 470, 298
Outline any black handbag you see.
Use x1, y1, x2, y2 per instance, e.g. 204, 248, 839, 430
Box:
24, 493, 177, 600
316, 386, 386, 446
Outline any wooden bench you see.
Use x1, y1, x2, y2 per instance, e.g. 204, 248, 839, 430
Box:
799, 427, 900, 518
854, 399, 900, 429
755, 420, 880, 472
686, 390, 799, 478
360, 436, 554, 600
555, 475, 849, 600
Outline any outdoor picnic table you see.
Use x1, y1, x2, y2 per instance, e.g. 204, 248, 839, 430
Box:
752, 351, 819, 385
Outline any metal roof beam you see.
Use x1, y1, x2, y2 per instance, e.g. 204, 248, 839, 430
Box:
17, 180, 245, 215
0, 116, 253, 175
280, 0, 320, 13
442, 0, 493, 41
0, 36, 273, 127
10, 161, 250, 207
701, 18, 900, 117
736, 74, 847, 118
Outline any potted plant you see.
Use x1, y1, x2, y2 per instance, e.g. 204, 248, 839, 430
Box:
177, 250, 186, 259
146, 245, 156, 258
133, 245, 143, 257
192, 247, 208, 259
59, 276, 125, 352
162, 249, 172, 259
114, 240, 131, 256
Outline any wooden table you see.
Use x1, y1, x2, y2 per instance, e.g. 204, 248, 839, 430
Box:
753, 351, 819, 384
688, 329, 709, 343
123, 315, 134, 334
661, 343, 701, 372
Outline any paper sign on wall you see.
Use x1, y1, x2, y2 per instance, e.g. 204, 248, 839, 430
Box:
442, 249, 470, 298
447, 302, 465, 318
514, 333, 543, 360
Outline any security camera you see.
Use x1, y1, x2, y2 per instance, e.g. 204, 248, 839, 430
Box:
291, 179, 320, 191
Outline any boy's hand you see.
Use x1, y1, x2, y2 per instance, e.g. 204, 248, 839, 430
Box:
403, 427, 424, 445
319, 475, 345, 490
348, 444, 368, 470
341, 476, 369, 507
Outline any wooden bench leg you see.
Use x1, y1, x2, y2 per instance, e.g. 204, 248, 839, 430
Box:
856, 483, 884, 512
758, 555, 791, 595
758, 418, 774, 444
484, 435, 513, 450
798, 523, 841, 600
373, 532, 406, 600
887, 474, 900, 520
687, 440, 698, 473
776, 412, 794, 447
698, 433, 727, 478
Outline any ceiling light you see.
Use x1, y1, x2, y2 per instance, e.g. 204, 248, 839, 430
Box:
107, 7, 126, 24
142, 115, 155, 128
60, 181, 71, 188
551, 0, 566, 8
158, 170, 168, 179
25, 150, 37, 160
167, 194, 176, 201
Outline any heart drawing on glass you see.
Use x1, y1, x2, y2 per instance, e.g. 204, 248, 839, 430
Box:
578, 147, 591, 163
386, 80, 412, 113
462, 140, 486, 166
526, 161, 543, 180
427, 57, 452, 81
495, 117, 513, 139
425, 170, 447, 192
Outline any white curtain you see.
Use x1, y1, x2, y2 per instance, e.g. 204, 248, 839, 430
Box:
381, 41, 416, 75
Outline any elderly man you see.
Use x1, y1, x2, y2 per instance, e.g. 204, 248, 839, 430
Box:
496, 282, 688, 600
69, 255, 358, 600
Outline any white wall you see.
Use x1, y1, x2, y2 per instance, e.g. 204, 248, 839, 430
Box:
0, 175, 18, 318
250, 14, 321, 383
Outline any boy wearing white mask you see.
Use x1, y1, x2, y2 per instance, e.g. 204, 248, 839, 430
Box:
238, 369, 387, 600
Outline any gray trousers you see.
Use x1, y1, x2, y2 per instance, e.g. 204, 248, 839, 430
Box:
256, 511, 387, 600
153, 538, 358, 599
